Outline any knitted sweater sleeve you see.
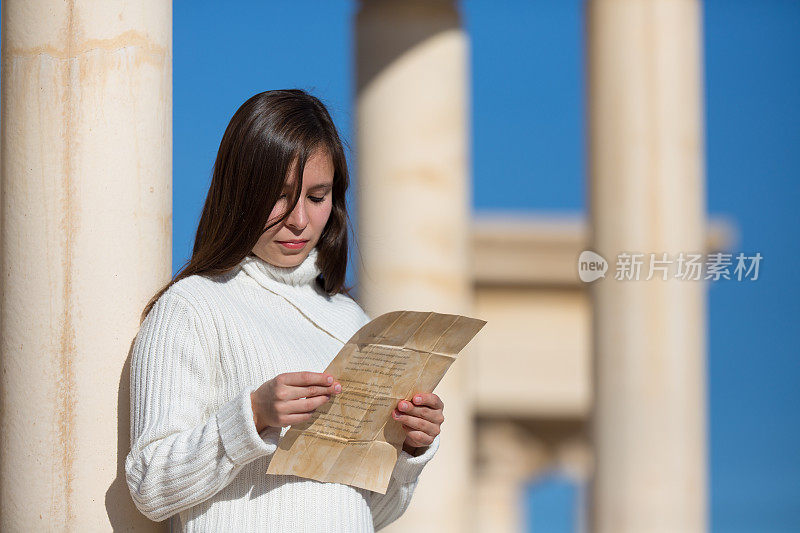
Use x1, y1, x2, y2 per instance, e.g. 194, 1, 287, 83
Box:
125, 289, 278, 522
369, 434, 440, 530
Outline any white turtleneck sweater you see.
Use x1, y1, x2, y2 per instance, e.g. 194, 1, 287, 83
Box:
125, 246, 440, 532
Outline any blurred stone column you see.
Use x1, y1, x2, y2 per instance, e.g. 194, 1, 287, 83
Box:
355, 0, 472, 531
475, 421, 550, 533
587, 0, 707, 532
0, 1, 172, 530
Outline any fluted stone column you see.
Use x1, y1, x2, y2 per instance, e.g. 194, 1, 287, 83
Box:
587, 0, 707, 531
355, 1, 472, 531
0, 1, 172, 530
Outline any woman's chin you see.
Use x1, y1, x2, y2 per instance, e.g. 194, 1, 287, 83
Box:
273, 248, 307, 266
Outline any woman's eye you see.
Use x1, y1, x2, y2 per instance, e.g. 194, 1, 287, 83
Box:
309, 195, 326, 203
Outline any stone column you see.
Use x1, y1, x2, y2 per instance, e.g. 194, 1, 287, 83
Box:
587, 0, 707, 532
0, 1, 172, 530
475, 421, 550, 533
355, 0, 472, 531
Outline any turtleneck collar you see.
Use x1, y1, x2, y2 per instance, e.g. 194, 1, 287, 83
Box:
239, 246, 321, 288
234, 245, 363, 345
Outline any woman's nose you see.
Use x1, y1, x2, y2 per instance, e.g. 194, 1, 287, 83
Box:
285, 199, 308, 229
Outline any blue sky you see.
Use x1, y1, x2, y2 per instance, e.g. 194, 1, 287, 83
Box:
173, 1, 799, 531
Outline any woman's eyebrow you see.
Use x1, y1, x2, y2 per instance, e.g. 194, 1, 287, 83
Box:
308, 183, 333, 192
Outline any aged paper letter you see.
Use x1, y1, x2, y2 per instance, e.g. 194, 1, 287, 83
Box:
265, 310, 487, 493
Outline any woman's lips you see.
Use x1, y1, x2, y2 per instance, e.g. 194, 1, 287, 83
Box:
277, 240, 308, 250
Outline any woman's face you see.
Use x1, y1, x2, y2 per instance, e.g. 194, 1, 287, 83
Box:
252, 147, 334, 268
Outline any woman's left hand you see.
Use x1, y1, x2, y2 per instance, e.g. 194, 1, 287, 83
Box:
392, 393, 444, 453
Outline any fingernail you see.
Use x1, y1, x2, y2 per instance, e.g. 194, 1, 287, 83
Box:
327, 376, 333, 384
392, 410, 399, 418
399, 401, 408, 410
334, 383, 342, 393
414, 396, 422, 404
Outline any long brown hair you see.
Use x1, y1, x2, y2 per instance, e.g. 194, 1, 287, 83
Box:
140, 89, 354, 324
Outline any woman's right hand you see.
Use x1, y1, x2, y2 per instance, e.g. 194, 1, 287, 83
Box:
250, 371, 342, 432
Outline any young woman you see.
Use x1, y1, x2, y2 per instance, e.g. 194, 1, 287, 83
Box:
125, 89, 444, 531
